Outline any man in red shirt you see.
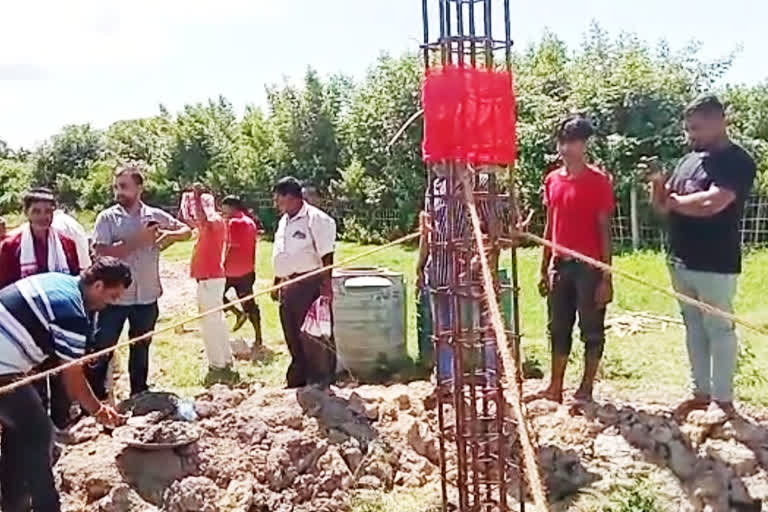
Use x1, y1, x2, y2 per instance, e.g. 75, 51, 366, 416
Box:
529, 115, 614, 404
221, 195, 262, 347
186, 185, 237, 384
0, 187, 81, 429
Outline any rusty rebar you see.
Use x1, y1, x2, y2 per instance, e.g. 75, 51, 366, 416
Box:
422, 1, 521, 510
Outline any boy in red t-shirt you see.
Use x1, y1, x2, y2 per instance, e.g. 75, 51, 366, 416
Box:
528, 115, 615, 404
221, 195, 262, 347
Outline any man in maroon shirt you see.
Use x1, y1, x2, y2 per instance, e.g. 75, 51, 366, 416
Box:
0, 188, 80, 289
0, 187, 81, 429
527, 115, 615, 404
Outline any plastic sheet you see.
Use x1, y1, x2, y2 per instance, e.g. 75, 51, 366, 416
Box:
422, 65, 516, 165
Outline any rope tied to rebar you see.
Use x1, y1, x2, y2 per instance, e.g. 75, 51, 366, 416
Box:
459, 172, 550, 512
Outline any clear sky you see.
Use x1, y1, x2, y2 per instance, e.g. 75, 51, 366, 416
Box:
1, 0, 765, 149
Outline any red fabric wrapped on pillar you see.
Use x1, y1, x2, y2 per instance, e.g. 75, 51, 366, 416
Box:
422, 65, 517, 165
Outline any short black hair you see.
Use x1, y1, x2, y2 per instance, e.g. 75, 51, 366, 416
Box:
81, 257, 133, 289
23, 187, 56, 211
557, 114, 594, 142
273, 177, 303, 199
115, 163, 145, 186
684, 94, 725, 119
222, 195, 245, 210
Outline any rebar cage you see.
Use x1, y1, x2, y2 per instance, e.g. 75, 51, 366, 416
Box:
421, 1, 525, 511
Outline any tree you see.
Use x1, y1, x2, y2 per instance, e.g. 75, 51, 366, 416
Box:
33, 124, 108, 208
0, 139, 10, 159
167, 96, 242, 194
724, 82, 768, 191
0, 159, 33, 212
341, 53, 424, 232
512, 24, 735, 212
267, 68, 350, 189
105, 114, 175, 205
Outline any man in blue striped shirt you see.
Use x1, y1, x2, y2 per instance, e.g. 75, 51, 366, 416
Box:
0, 257, 128, 512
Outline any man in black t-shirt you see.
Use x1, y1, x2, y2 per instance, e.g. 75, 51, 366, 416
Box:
649, 95, 756, 420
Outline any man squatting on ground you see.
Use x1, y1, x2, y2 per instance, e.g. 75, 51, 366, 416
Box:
0, 188, 82, 429
221, 195, 263, 347
272, 177, 337, 389
531, 114, 615, 404
0, 258, 128, 512
89, 164, 191, 399
648, 95, 756, 419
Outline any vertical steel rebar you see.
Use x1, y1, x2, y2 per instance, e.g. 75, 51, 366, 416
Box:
422, 1, 519, 510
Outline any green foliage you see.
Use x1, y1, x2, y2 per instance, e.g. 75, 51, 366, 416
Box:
602, 480, 661, 512
332, 159, 386, 208
0, 159, 33, 213
267, 68, 349, 187
0, 25, 766, 241
33, 124, 107, 207
514, 25, 734, 210
341, 53, 424, 222
724, 82, 768, 191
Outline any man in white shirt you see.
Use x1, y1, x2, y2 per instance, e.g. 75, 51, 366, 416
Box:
52, 209, 92, 269
272, 177, 336, 388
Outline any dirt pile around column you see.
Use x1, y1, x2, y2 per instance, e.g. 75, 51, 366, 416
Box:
55, 381, 451, 512
55, 379, 768, 511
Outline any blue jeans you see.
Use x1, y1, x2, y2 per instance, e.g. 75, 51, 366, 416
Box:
86, 303, 160, 398
431, 294, 497, 385
669, 264, 739, 402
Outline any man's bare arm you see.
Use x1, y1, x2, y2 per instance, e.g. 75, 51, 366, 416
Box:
59, 364, 124, 427
597, 212, 612, 268
650, 178, 670, 216
668, 184, 736, 218
93, 239, 141, 259
540, 212, 553, 278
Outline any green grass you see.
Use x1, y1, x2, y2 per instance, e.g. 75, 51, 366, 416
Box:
120, 239, 768, 407
349, 487, 442, 512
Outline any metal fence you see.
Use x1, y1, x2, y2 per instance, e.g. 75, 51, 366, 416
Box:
194, 194, 768, 247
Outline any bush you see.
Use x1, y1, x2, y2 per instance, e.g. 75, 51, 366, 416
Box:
0, 159, 33, 213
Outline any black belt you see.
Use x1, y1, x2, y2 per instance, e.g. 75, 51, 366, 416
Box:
288, 270, 321, 279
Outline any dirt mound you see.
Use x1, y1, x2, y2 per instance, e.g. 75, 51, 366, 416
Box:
54, 379, 768, 511
56, 382, 446, 511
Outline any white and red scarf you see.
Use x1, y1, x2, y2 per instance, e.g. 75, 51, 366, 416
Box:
19, 224, 70, 278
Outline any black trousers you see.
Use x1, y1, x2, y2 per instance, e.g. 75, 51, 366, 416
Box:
279, 274, 336, 388
34, 375, 73, 430
86, 302, 160, 399
0, 382, 60, 512
548, 260, 606, 360
223, 272, 260, 316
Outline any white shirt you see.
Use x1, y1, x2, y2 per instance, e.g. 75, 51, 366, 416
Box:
272, 202, 336, 278
52, 210, 91, 269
